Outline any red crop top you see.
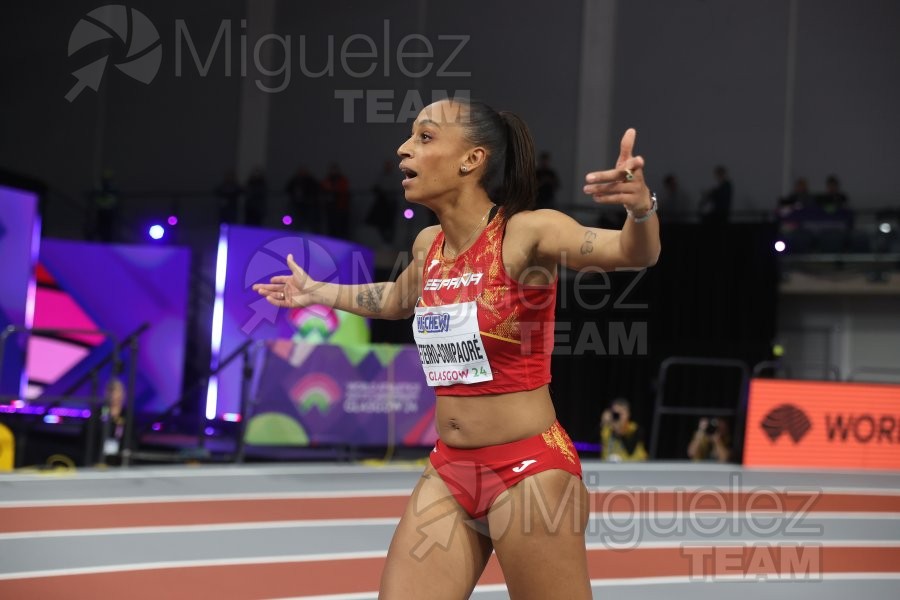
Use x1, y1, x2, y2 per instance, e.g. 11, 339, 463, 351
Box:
417, 208, 557, 396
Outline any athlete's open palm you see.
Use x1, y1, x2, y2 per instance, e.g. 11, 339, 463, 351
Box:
252, 253, 319, 308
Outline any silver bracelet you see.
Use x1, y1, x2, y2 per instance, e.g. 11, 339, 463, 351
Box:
626, 193, 658, 223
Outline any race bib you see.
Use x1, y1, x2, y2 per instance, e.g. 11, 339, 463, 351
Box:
413, 300, 493, 387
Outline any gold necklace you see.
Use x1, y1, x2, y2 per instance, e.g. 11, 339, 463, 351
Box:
444, 204, 495, 259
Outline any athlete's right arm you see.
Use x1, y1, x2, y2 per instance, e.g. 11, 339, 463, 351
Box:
252, 226, 440, 320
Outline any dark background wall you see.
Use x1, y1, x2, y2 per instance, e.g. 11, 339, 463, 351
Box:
3, 0, 898, 226
1, 1, 247, 236
0, 0, 584, 239
609, 0, 900, 212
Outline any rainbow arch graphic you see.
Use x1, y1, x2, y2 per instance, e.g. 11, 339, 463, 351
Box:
289, 305, 340, 341
290, 373, 341, 415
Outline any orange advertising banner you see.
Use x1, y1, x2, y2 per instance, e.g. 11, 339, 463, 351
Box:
744, 379, 900, 471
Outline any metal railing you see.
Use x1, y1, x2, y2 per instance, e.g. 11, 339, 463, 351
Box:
648, 356, 751, 461
129, 338, 256, 463
848, 367, 900, 384
0, 325, 124, 468
752, 360, 842, 381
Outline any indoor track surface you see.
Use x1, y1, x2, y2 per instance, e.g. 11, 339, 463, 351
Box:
1, 461, 898, 599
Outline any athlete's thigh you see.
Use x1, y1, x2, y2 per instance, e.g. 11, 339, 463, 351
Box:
486, 469, 591, 600
379, 463, 493, 600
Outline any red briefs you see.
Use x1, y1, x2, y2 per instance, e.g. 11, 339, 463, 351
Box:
429, 420, 582, 520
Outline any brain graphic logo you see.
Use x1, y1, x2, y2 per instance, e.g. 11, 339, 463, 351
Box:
66, 5, 162, 102
760, 404, 812, 443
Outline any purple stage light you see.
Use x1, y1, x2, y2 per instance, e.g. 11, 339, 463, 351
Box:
209, 225, 373, 417
282, 215, 293, 226
49, 406, 90, 419
403, 209, 414, 220
167, 215, 178, 226
151, 422, 162, 431
207, 228, 229, 420
149, 225, 165, 240
0, 183, 41, 399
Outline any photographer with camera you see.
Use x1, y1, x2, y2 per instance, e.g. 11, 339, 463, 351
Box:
600, 398, 648, 462
687, 417, 732, 463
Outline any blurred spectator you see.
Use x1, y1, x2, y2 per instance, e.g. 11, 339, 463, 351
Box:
365, 160, 399, 244
214, 168, 243, 225
535, 152, 560, 210
779, 175, 854, 252
285, 166, 322, 233
660, 173, 690, 220
817, 174, 849, 213
687, 417, 732, 463
87, 169, 120, 242
699, 165, 732, 224
777, 177, 812, 218
600, 398, 648, 462
245, 167, 268, 226
102, 377, 127, 464
322, 163, 351, 239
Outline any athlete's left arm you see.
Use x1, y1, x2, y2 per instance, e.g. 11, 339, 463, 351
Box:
534, 128, 660, 271
533, 209, 659, 272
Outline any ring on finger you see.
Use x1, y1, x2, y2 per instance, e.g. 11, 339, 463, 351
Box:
624, 168, 634, 182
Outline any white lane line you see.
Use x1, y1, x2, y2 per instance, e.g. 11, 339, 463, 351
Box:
2, 542, 899, 581
2, 461, 898, 483
274, 595, 378, 600
3, 512, 899, 540
597, 511, 900, 519
577, 572, 900, 586
3, 486, 900, 509
250, 572, 900, 600
0, 551, 388, 581
585, 540, 900, 550
584, 462, 900, 477
0, 518, 401, 540
0, 489, 411, 508
0, 464, 426, 482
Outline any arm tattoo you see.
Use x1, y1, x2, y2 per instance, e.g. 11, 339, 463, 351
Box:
580, 230, 597, 255
356, 283, 386, 314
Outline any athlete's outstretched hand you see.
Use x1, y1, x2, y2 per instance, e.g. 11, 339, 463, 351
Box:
582, 128, 653, 214
252, 253, 320, 308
